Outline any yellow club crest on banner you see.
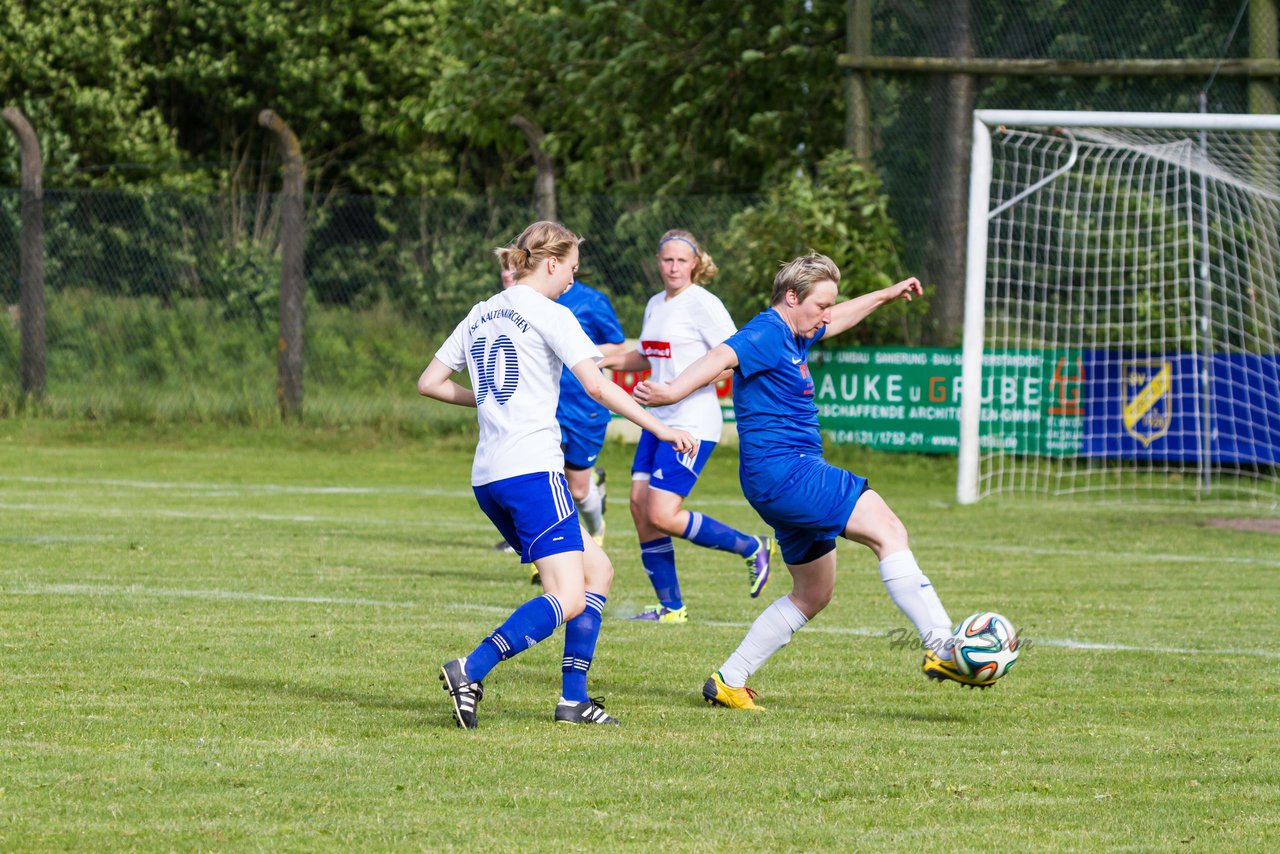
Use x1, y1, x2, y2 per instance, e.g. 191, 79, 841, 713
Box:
1122, 361, 1173, 447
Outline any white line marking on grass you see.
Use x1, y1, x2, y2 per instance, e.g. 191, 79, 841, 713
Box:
949, 542, 1280, 570
0, 501, 494, 530
697, 619, 882, 638
0, 474, 747, 508
6, 583, 417, 608
0, 474, 474, 498
450, 603, 515, 614
11, 585, 1278, 660
0, 535, 111, 543
692, 620, 1280, 659
1036, 637, 1280, 659
0, 501, 367, 524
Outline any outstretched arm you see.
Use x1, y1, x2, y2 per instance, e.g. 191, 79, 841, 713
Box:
633, 343, 739, 408
570, 360, 696, 454
824, 277, 923, 339
598, 348, 650, 372
417, 358, 476, 407
597, 342, 626, 361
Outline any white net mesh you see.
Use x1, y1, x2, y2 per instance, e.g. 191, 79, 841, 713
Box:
968, 116, 1280, 506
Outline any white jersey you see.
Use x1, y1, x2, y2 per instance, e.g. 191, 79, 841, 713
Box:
638, 284, 737, 442
436, 285, 602, 486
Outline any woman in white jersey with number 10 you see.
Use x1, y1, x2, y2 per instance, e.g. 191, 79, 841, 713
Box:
417, 221, 695, 730
610, 229, 776, 623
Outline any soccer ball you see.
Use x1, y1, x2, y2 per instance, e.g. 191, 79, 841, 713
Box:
951, 612, 1020, 682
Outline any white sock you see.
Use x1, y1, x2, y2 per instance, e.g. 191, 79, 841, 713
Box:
577, 477, 604, 535
879, 549, 954, 659
719, 595, 809, 687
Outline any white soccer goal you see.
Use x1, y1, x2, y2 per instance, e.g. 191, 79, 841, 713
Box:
958, 110, 1280, 506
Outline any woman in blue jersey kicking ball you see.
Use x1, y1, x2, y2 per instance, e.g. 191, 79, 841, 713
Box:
634, 252, 989, 710
418, 221, 694, 729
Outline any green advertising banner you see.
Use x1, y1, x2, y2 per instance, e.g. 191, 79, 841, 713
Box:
808, 347, 1084, 455
977, 348, 1084, 457
808, 347, 963, 453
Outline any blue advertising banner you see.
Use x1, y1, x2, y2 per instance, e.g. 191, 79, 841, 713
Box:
806, 346, 1279, 463
1080, 352, 1280, 464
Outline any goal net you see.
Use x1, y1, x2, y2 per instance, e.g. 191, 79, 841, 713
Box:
958, 111, 1280, 506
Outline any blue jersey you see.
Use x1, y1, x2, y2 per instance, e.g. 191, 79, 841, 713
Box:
723, 308, 827, 489
555, 281, 626, 428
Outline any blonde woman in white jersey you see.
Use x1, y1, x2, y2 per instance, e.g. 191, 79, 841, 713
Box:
610, 229, 776, 623
418, 221, 694, 729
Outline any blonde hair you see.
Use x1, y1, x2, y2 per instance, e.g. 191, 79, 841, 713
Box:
771, 253, 841, 305
495, 221, 583, 280
657, 229, 719, 284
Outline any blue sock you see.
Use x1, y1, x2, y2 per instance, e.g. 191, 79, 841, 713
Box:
464, 593, 565, 683
640, 537, 682, 610
682, 512, 758, 557
561, 592, 606, 702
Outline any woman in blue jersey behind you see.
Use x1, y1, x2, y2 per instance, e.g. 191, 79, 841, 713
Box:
418, 221, 694, 729
635, 253, 990, 710
554, 278, 626, 545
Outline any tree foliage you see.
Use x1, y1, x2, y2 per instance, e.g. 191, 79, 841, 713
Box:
2, 0, 1264, 348
716, 149, 927, 344
873, 0, 1252, 262
1, 0, 454, 194
152, 0, 452, 195
3, 0, 1257, 199
405, 0, 848, 195
0, 0, 181, 187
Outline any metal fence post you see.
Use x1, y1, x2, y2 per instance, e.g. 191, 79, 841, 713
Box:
258, 109, 306, 421
2, 107, 46, 401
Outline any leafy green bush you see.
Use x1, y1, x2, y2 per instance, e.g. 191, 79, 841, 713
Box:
715, 150, 929, 344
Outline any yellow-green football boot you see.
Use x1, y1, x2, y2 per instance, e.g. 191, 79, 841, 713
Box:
702, 671, 765, 710
922, 649, 998, 689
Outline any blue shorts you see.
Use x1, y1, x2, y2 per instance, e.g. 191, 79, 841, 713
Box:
473, 471, 584, 564
560, 417, 608, 470
631, 430, 716, 498
744, 456, 868, 565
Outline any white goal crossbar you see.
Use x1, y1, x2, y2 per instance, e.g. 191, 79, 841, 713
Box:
958, 110, 1280, 506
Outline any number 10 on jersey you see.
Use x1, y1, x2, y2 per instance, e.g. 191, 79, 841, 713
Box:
470, 336, 520, 404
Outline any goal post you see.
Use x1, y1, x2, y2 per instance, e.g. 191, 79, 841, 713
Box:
958, 110, 1280, 506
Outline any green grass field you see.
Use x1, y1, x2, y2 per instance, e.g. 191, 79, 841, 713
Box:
1, 419, 1277, 851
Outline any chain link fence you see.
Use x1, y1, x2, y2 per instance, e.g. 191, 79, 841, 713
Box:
869, 0, 1254, 280
0, 189, 758, 426
2, 1, 1265, 427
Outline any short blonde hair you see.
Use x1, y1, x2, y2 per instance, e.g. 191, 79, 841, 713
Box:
657, 229, 719, 284
495, 221, 582, 279
771, 252, 841, 305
